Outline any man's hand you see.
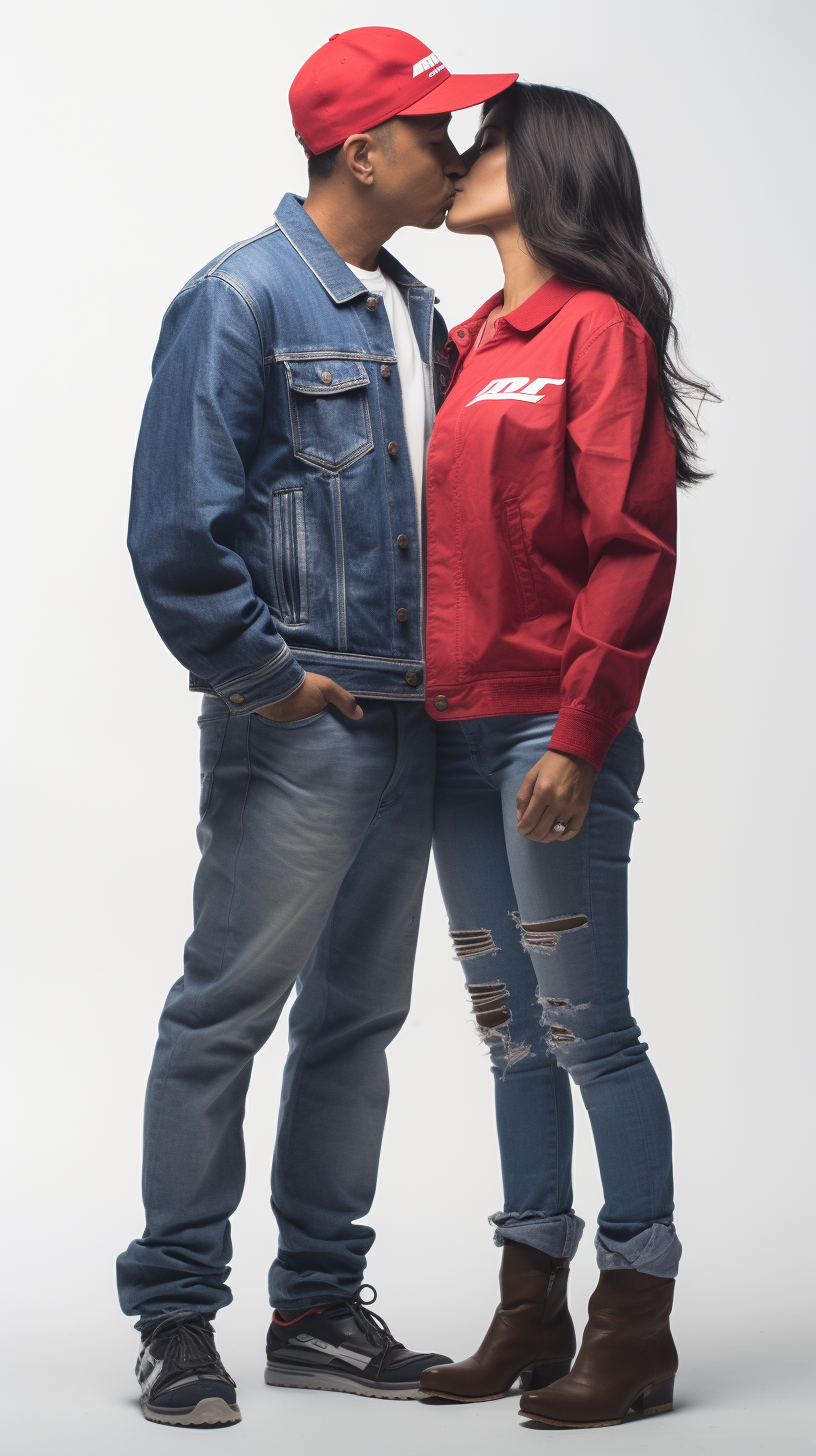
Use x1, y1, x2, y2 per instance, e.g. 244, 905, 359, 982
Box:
255, 672, 363, 723
516, 749, 597, 843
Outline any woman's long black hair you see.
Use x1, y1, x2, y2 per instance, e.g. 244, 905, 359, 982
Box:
491, 84, 717, 486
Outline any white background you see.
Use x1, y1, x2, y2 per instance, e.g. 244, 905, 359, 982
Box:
3, 1, 814, 1452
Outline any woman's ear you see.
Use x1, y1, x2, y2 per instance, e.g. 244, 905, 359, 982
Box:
341, 133, 375, 186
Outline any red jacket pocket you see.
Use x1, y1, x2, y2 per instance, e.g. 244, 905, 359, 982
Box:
503, 496, 541, 621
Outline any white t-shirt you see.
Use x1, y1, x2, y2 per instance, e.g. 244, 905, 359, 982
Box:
347, 264, 431, 546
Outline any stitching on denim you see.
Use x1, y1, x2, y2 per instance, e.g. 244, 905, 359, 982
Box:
272, 350, 398, 364
209, 272, 265, 359
274, 906, 335, 1201
274, 214, 363, 305
203, 222, 280, 276
217, 645, 291, 689
369, 362, 399, 658
293, 648, 423, 668
284, 360, 370, 393
333, 478, 348, 651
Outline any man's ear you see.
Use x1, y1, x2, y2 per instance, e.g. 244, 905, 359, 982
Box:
341, 133, 376, 186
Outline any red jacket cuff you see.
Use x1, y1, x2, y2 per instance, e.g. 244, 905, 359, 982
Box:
548, 707, 622, 773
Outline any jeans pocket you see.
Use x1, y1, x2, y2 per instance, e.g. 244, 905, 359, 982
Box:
253, 707, 330, 730
197, 709, 229, 819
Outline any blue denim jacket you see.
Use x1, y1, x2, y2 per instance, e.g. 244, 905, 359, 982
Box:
128, 193, 450, 712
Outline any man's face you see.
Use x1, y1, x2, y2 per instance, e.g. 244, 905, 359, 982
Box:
369, 114, 466, 230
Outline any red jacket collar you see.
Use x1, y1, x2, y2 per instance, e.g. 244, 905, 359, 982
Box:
448, 277, 584, 350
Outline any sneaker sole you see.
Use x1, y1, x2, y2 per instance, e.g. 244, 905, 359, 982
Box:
264, 1362, 421, 1400
143, 1397, 241, 1426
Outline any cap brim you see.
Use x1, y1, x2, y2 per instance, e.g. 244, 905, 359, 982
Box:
398, 72, 518, 118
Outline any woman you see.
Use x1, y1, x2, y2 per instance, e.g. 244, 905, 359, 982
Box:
418, 85, 715, 1427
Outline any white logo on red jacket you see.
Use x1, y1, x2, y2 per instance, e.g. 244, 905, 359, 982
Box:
412, 51, 445, 78
466, 376, 566, 407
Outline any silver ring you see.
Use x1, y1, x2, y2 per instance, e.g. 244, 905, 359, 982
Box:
552, 821, 567, 835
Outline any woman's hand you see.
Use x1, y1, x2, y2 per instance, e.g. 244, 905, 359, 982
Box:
516, 749, 597, 843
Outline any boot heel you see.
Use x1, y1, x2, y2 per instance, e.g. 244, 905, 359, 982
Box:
631, 1374, 675, 1416
519, 1358, 572, 1392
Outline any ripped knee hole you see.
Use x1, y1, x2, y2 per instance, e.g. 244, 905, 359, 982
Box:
450, 927, 498, 961
511, 911, 588, 951
465, 981, 531, 1073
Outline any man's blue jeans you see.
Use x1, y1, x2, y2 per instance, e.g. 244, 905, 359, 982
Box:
433, 714, 681, 1279
117, 697, 436, 1321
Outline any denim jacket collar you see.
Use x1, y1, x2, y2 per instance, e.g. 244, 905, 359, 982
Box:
273, 192, 426, 304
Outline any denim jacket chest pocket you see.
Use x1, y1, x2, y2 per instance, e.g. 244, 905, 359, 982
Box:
284, 358, 373, 472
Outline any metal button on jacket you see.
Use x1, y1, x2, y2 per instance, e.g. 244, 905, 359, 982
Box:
405, 671, 421, 687
366, 295, 379, 311
229, 693, 244, 704
434, 695, 449, 711
320, 370, 333, 384
387, 441, 399, 457
396, 607, 408, 623
380, 364, 391, 379
397, 534, 409, 549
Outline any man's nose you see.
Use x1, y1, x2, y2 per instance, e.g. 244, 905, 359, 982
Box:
442, 137, 467, 178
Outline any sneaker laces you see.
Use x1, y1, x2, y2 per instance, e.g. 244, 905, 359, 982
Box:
334, 1286, 403, 1380
145, 1313, 234, 1396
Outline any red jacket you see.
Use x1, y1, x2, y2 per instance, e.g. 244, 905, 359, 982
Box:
424, 278, 677, 770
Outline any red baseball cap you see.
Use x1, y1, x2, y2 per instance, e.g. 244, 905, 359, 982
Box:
290, 27, 517, 156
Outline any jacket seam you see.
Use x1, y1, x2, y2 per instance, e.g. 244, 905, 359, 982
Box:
573, 317, 626, 364
210, 270, 265, 358
202, 222, 280, 276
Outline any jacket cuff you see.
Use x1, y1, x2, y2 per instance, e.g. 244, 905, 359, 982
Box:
548, 707, 622, 773
212, 648, 306, 715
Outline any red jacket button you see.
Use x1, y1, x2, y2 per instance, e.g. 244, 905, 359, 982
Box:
434, 695, 449, 711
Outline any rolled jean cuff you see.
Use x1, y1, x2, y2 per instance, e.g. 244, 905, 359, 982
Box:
595, 1222, 682, 1279
133, 1307, 210, 1333
489, 1210, 585, 1261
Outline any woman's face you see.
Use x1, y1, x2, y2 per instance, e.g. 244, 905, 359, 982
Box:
446, 99, 514, 235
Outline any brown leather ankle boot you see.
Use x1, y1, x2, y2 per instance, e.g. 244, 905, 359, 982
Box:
519, 1269, 677, 1427
419, 1242, 575, 1402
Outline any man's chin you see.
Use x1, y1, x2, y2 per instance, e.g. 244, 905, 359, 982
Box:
419, 205, 452, 232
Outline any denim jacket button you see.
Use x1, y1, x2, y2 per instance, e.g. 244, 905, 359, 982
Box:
397, 533, 409, 549
405, 671, 421, 686
396, 607, 408, 623
229, 693, 244, 704
366, 296, 379, 311
320, 370, 333, 384
380, 364, 391, 379
387, 441, 399, 456
434, 695, 449, 711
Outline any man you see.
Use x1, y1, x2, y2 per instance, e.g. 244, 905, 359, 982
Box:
119, 27, 516, 1428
